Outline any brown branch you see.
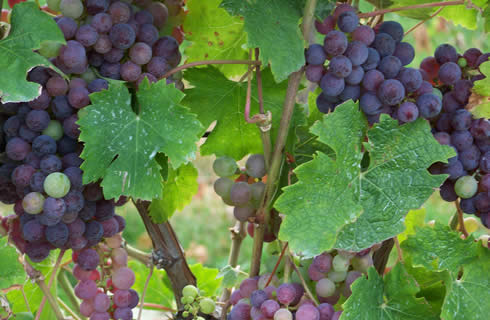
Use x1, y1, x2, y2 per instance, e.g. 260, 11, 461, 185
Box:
405, 7, 444, 35
358, 0, 464, 18
220, 222, 247, 303
162, 60, 261, 79
455, 200, 469, 238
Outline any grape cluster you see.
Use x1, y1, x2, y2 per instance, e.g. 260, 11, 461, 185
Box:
73, 234, 139, 320
422, 45, 490, 228
47, 0, 183, 88
227, 274, 343, 320
307, 4, 443, 124
181, 285, 216, 319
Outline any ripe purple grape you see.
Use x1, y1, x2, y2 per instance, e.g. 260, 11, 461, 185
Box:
110, 24, 136, 50
417, 93, 442, 119
337, 11, 359, 33
320, 73, 345, 96
323, 30, 348, 56
91, 13, 113, 34
306, 44, 327, 66
399, 68, 422, 92
438, 62, 461, 85
344, 41, 368, 66
435, 44, 458, 64
378, 79, 405, 106
373, 33, 396, 57
329, 55, 352, 78
360, 92, 382, 116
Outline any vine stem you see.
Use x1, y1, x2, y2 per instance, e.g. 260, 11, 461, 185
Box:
137, 264, 154, 320
58, 270, 82, 319
162, 60, 261, 79
455, 200, 469, 238
35, 250, 65, 320
125, 242, 152, 266
219, 222, 246, 303
249, 0, 317, 277
404, 6, 444, 35
358, 0, 464, 18
255, 48, 272, 169
394, 238, 404, 263
57, 298, 81, 320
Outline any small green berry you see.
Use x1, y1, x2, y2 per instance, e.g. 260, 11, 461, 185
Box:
183, 285, 199, 299
199, 297, 216, 314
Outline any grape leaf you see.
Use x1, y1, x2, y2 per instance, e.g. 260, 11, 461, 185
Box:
473, 60, 490, 96
440, 247, 490, 320
341, 265, 438, 320
128, 261, 175, 308
184, 0, 248, 78
0, 238, 24, 290
190, 264, 222, 297
149, 162, 199, 223
484, 5, 490, 33
401, 224, 479, 273
0, 2, 65, 103
397, 208, 426, 243
217, 265, 247, 289
220, 0, 305, 82
275, 102, 455, 256
78, 81, 203, 201
182, 66, 304, 160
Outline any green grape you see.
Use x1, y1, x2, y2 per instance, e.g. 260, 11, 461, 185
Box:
22, 192, 45, 215
60, 0, 84, 19
182, 285, 199, 299
44, 172, 71, 198
213, 156, 238, 177
332, 254, 350, 272
196, 317, 205, 320
182, 311, 189, 317
454, 176, 478, 199
327, 270, 347, 283
250, 181, 265, 207
42, 120, 63, 141
458, 57, 467, 68
315, 278, 336, 297
199, 298, 215, 314
81, 68, 97, 83
47, 0, 62, 11
213, 177, 233, 197
39, 41, 62, 58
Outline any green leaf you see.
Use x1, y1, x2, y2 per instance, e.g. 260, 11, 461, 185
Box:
149, 162, 199, 223
184, 0, 248, 77
276, 102, 455, 256
397, 208, 426, 243
182, 66, 304, 159
190, 264, 222, 297
78, 81, 203, 201
440, 247, 490, 320
484, 5, 490, 32
220, 0, 305, 82
401, 224, 479, 273
128, 261, 175, 308
0, 2, 65, 103
217, 265, 247, 289
341, 265, 438, 320
0, 238, 24, 290
473, 61, 490, 96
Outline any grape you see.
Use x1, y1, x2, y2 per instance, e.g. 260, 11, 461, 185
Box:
450, 109, 472, 131
320, 73, 345, 96
57, 17, 78, 41
45, 77, 68, 97
147, 2, 169, 28
318, 303, 334, 320
480, 151, 490, 173
453, 80, 473, 104
327, 272, 348, 286
30, 171, 46, 192
438, 62, 461, 85
475, 192, 490, 212
46, 222, 69, 247
351, 254, 373, 273
108, 1, 131, 24
323, 31, 348, 56
134, 10, 154, 25
128, 42, 152, 66
93, 35, 112, 54
435, 44, 458, 64
443, 158, 466, 181
359, 92, 382, 116
90, 312, 111, 320
75, 279, 98, 300
3, 116, 20, 137
362, 69, 384, 92
64, 190, 85, 214
28, 67, 50, 85
90, 13, 112, 34
417, 93, 442, 119
362, 48, 380, 71
246, 154, 266, 178
137, 24, 159, 46
100, 218, 119, 237
59, 41, 87, 69
379, 21, 404, 43
12, 165, 36, 188
40, 155, 62, 174
332, 254, 350, 272
250, 290, 267, 308
60, 0, 84, 19
434, 132, 450, 145
22, 192, 45, 214
29, 89, 51, 110
63, 114, 80, 139
92, 293, 111, 312
315, 16, 335, 35
352, 25, 375, 46
463, 48, 482, 68
136, 73, 157, 87
75, 25, 99, 48
77, 248, 100, 271
476, 53, 490, 67
393, 42, 415, 66
344, 41, 368, 66
481, 174, 490, 192
22, 220, 45, 242
120, 61, 142, 82
63, 166, 83, 191
316, 278, 335, 298
153, 36, 179, 58
273, 308, 292, 320
41, 196, 67, 227
87, 79, 109, 93
86, 0, 109, 15
67, 218, 85, 237
84, 220, 103, 245
332, 311, 343, 320
441, 92, 461, 113
25, 242, 51, 262
316, 93, 334, 114
41, 120, 63, 141
399, 68, 422, 92
259, 299, 279, 318
230, 182, 252, 206
296, 304, 320, 320
147, 56, 170, 78
57, 137, 78, 156
62, 153, 83, 168
306, 65, 324, 83
213, 157, 237, 177
306, 44, 327, 66
26, 110, 50, 132
329, 55, 352, 78
378, 55, 402, 79
113, 289, 131, 308
397, 102, 419, 123
233, 205, 256, 222
80, 300, 95, 317
312, 252, 332, 273
461, 197, 476, 215
43, 172, 70, 198
451, 130, 473, 151
481, 214, 489, 229
112, 267, 135, 290
373, 33, 396, 57
416, 81, 433, 97
51, 96, 75, 120
276, 283, 296, 305
337, 11, 358, 33
109, 24, 136, 50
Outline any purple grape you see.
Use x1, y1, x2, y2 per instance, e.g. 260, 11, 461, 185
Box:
415, 81, 433, 97
345, 65, 364, 85
3, 115, 21, 137
147, 56, 171, 78
67, 218, 86, 237
443, 159, 466, 181
26, 110, 50, 132
417, 93, 442, 119
329, 55, 352, 78
378, 79, 405, 106
378, 55, 402, 79
121, 61, 142, 82
276, 284, 296, 305
100, 62, 121, 80
137, 23, 159, 45
6, 138, 31, 161
379, 21, 404, 43
64, 167, 83, 191
435, 44, 458, 64
397, 102, 419, 123
57, 17, 78, 40
323, 30, 348, 56
481, 174, 490, 192
40, 155, 62, 174
57, 136, 78, 157
463, 48, 482, 68
433, 132, 451, 145
63, 114, 80, 139
62, 152, 82, 168
360, 92, 382, 116
373, 33, 396, 57
29, 88, 51, 110
229, 303, 251, 320
393, 42, 414, 66
362, 69, 384, 92
68, 87, 90, 109
320, 73, 345, 96
110, 23, 136, 50
75, 279, 98, 300
109, 1, 131, 24
306, 44, 327, 66
153, 36, 179, 58
79, 201, 96, 221
352, 25, 374, 46
339, 85, 360, 102
113, 308, 132, 320
240, 278, 258, 298
438, 62, 461, 85
100, 218, 119, 237
442, 92, 461, 113
475, 192, 490, 212
296, 304, 320, 320
128, 289, 139, 308
362, 47, 380, 71
76, 25, 99, 47
86, 0, 109, 15
344, 40, 368, 66
135, 10, 154, 25
460, 196, 477, 214
77, 248, 100, 271
481, 151, 490, 173
451, 131, 474, 151
453, 80, 473, 104
316, 93, 335, 114
318, 303, 334, 320
250, 290, 268, 308
84, 220, 104, 245
399, 68, 422, 92
45, 222, 69, 247
59, 40, 87, 70
22, 219, 45, 242
451, 109, 472, 131
306, 65, 324, 83
25, 242, 50, 262
11, 165, 36, 188
30, 171, 46, 192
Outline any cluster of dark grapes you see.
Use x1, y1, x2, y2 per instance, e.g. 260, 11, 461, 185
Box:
47, 0, 183, 89
227, 274, 342, 320
421, 45, 489, 229
307, 4, 443, 124
73, 234, 139, 320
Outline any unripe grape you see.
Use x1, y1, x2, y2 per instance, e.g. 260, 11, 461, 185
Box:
44, 172, 71, 198
60, 0, 84, 19
316, 278, 335, 297
327, 270, 347, 283
463, 217, 479, 233
182, 285, 199, 299
332, 254, 350, 272
454, 176, 478, 199
274, 308, 293, 320
199, 298, 215, 314
213, 177, 233, 197
22, 192, 45, 214
230, 182, 252, 206
213, 156, 237, 177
